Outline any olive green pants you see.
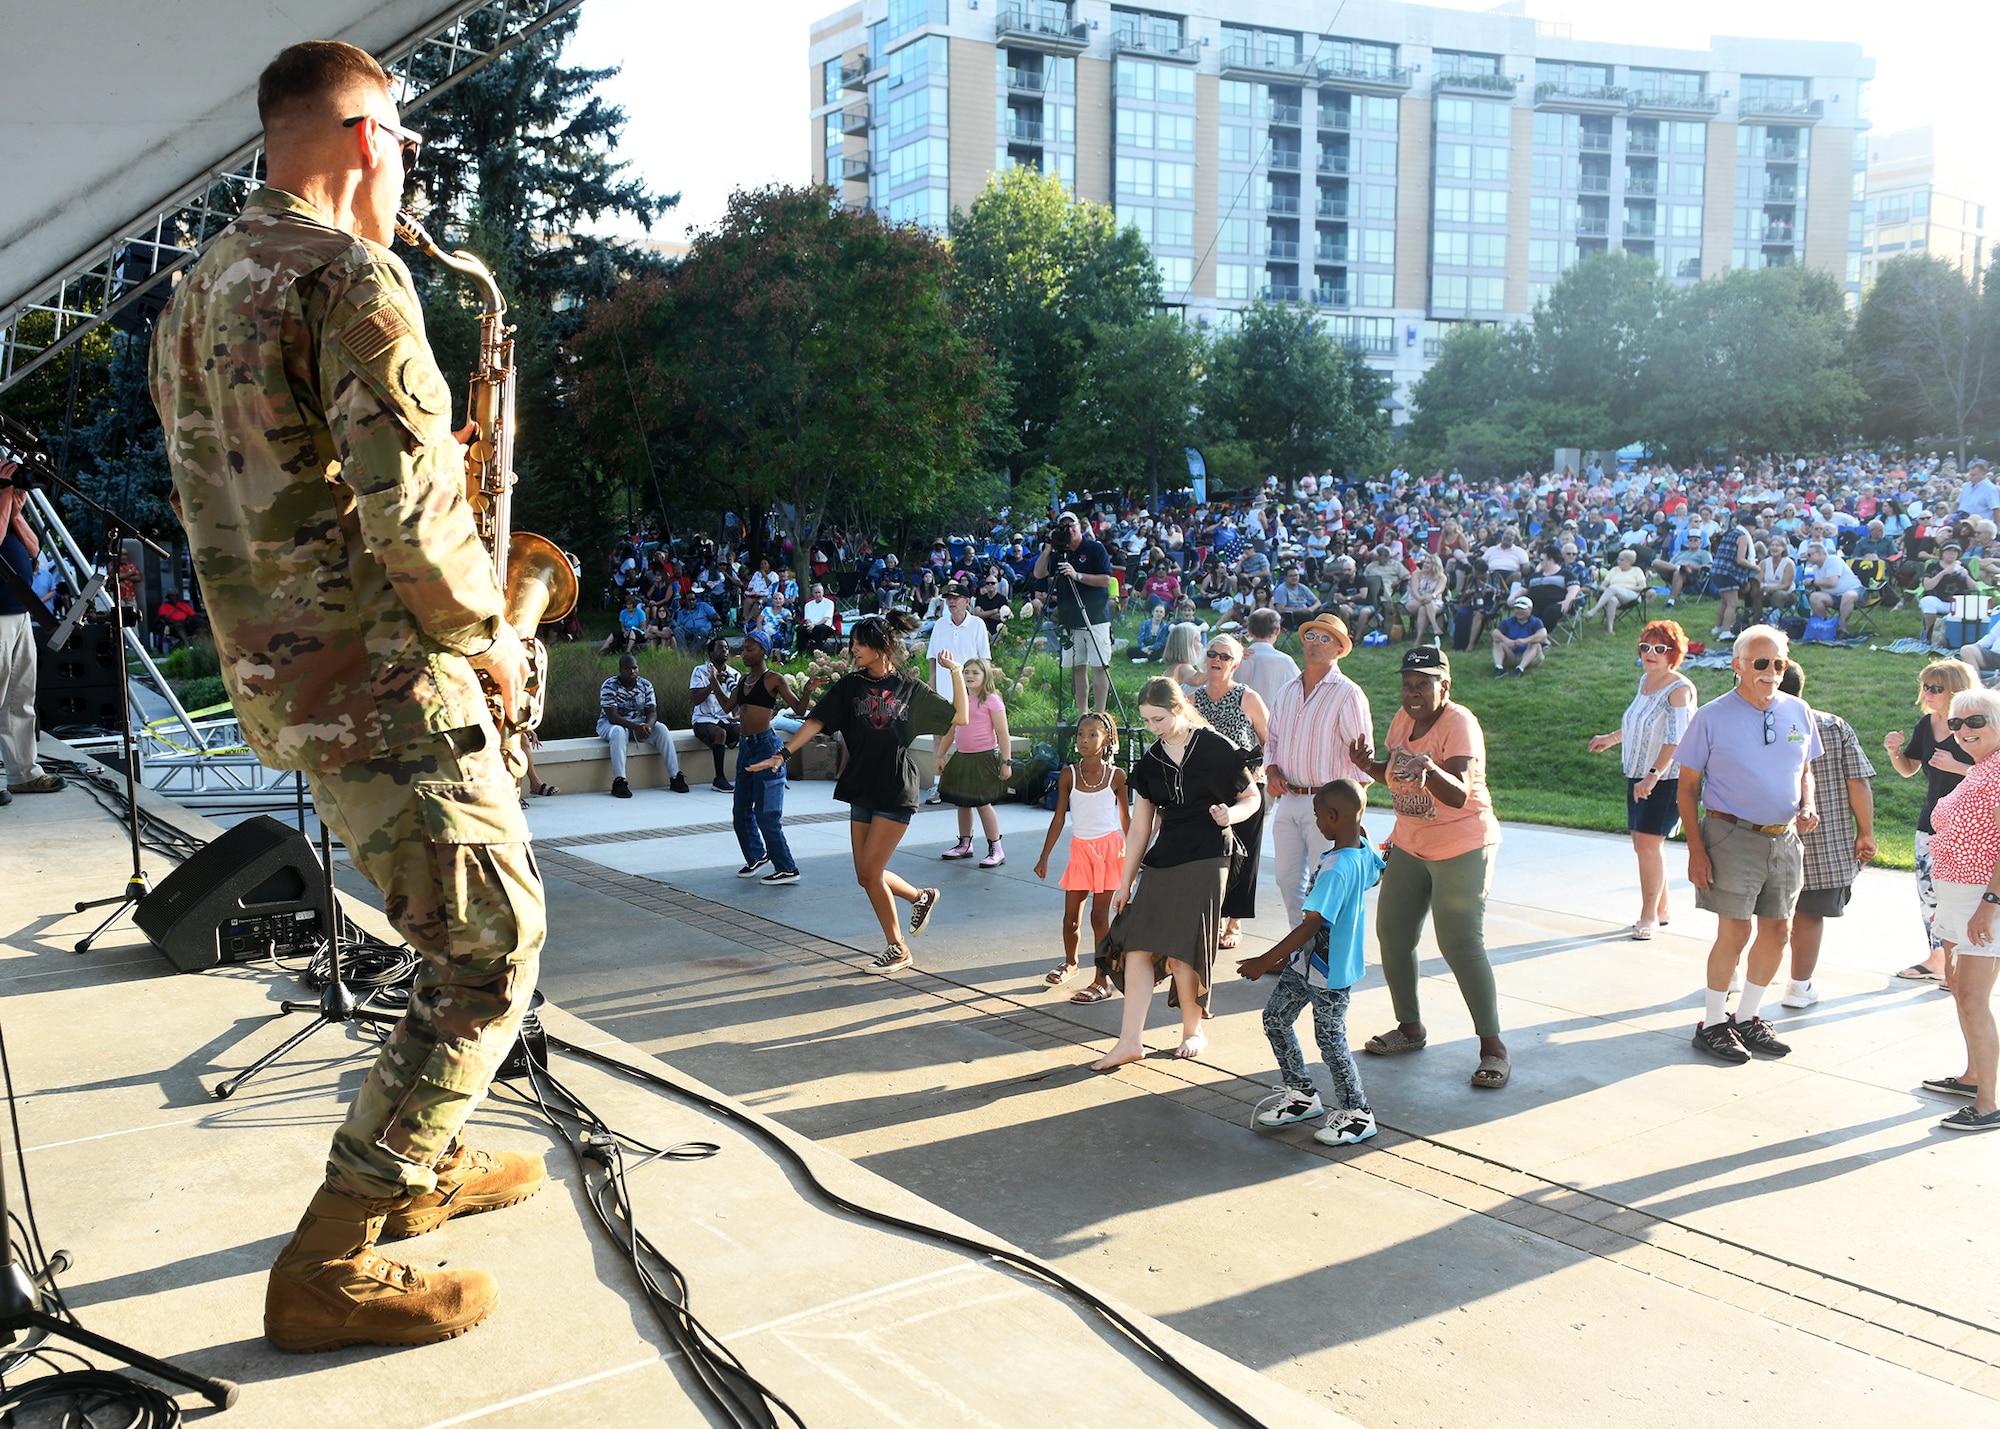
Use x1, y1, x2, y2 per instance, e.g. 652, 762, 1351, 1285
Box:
1376, 843, 1501, 1038
306, 722, 544, 1198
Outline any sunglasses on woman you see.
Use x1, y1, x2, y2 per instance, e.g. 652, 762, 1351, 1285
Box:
1637, 642, 1674, 656
1923, 683, 1947, 695
1949, 715, 1991, 731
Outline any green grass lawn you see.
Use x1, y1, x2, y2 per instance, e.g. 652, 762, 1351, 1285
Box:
551, 593, 1940, 869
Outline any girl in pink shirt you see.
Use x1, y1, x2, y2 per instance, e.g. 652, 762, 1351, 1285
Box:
937, 658, 1014, 867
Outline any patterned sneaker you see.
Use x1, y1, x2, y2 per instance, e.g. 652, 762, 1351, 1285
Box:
1692, 1020, 1750, 1064
1314, 1110, 1378, 1146
1731, 1015, 1792, 1057
1255, 1091, 1323, 1128
736, 858, 771, 878
760, 868, 801, 886
909, 888, 942, 936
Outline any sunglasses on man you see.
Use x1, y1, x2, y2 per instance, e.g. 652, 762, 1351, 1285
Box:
342, 113, 424, 167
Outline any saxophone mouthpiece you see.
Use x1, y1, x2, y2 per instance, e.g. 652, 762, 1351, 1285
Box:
394, 209, 437, 254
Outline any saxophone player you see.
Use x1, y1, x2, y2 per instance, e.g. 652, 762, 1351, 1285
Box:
148, 40, 545, 1353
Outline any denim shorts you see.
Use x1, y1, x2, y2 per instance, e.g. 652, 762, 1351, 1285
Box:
848, 800, 913, 826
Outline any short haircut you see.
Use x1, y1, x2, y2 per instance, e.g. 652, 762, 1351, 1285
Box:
1314, 778, 1364, 813
257, 40, 389, 131
1950, 686, 2000, 722
1246, 608, 1281, 640
1638, 619, 1689, 665
1735, 622, 1790, 658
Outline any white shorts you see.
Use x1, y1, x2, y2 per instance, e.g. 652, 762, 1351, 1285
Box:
1933, 881, 2000, 955
1060, 623, 1114, 669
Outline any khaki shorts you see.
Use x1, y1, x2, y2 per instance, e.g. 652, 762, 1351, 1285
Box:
1694, 815, 1803, 921
1060, 622, 1114, 669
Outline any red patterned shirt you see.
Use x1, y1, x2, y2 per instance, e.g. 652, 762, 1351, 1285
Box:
1931, 752, 2000, 887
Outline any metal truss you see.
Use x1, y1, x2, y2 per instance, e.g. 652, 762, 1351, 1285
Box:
0, 0, 587, 395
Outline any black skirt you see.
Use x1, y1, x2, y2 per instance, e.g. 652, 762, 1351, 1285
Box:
1221, 787, 1267, 918
1094, 855, 1229, 1016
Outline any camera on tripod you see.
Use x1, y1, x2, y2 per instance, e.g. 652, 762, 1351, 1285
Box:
1040, 512, 1080, 553
0, 416, 58, 491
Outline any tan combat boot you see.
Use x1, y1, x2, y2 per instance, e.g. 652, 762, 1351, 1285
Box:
380, 1140, 548, 1241
264, 1185, 498, 1352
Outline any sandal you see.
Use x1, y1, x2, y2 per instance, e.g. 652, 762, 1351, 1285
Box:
1896, 964, 1946, 983
1363, 1028, 1428, 1056
532, 781, 560, 797
1045, 964, 1079, 986
1628, 921, 1656, 941
867, 945, 912, 974
1470, 1054, 1511, 1090
1069, 984, 1112, 1004
1217, 929, 1243, 950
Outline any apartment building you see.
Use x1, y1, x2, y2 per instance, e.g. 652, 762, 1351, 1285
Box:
1861, 127, 1988, 288
807, 0, 1872, 398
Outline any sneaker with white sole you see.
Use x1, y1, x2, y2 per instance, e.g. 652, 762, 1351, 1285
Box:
1255, 1091, 1323, 1128
1314, 1110, 1378, 1146
1780, 980, 1818, 1009
737, 857, 771, 878
760, 868, 801, 885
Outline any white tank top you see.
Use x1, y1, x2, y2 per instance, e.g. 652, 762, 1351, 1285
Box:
1070, 768, 1121, 840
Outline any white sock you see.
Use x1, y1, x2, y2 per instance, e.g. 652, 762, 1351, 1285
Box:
1789, 978, 1811, 994
1736, 981, 1769, 1021
1704, 988, 1729, 1026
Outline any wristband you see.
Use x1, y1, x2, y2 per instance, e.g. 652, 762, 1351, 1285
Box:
1982, 892, 2000, 907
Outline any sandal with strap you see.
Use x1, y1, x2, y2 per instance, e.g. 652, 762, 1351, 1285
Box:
1470, 1054, 1511, 1090
532, 781, 560, 797
1069, 984, 1112, 1004
1363, 1028, 1428, 1056
1044, 964, 1079, 986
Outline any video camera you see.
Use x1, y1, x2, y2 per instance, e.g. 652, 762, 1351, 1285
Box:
1040, 512, 1081, 552
0, 416, 59, 492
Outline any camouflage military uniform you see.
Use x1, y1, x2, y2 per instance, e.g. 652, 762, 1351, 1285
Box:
149, 188, 544, 1199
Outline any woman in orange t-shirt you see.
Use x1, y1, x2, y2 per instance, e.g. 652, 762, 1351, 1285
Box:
1349, 645, 1509, 1090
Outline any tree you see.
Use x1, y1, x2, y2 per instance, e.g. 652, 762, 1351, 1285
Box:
1637, 265, 1861, 461
1852, 254, 1998, 459
1202, 300, 1390, 485
1523, 249, 1665, 445
571, 185, 1004, 583
948, 169, 1160, 486
1055, 314, 1202, 505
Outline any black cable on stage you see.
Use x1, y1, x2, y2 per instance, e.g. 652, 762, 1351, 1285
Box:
537, 1033, 1271, 1429
45, 756, 206, 865
501, 1046, 800, 1429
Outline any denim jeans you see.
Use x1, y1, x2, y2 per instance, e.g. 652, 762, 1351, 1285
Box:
733, 729, 795, 873
1262, 969, 1366, 1110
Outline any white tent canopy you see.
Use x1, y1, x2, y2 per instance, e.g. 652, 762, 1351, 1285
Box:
0, 0, 584, 390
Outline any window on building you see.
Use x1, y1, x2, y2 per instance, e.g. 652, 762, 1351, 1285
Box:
887, 136, 947, 189
1123, 206, 1154, 244
1120, 157, 1154, 196
1672, 164, 1703, 197
1630, 68, 1705, 101
1532, 153, 1562, 190
1218, 263, 1251, 300
1470, 232, 1506, 267
1160, 162, 1193, 199
1877, 194, 1909, 223
1472, 102, 1508, 138
1366, 140, 1396, 176
1056, 151, 1076, 189
1469, 276, 1505, 311
1156, 208, 1193, 248
1434, 231, 1470, 266
888, 185, 949, 227
1159, 113, 1194, 151
1433, 274, 1468, 308
1741, 74, 1809, 104
1362, 228, 1395, 264
1219, 125, 1250, 164
1670, 122, 1705, 155
887, 35, 947, 88
1472, 191, 1507, 225
1436, 188, 1471, 223
823, 60, 843, 105
1436, 143, 1471, 180
1351, 273, 1386, 307
1220, 79, 1251, 116
886, 86, 947, 140
886, 0, 946, 41
1531, 196, 1561, 231
1436, 99, 1472, 135
1434, 50, 1499, 77
1364, 186, 1395, 221
1158, 65, 1194, 104
1220, 216, 1250, 253
1913, 189, 1931, 218
1847, 253, 1863, 283
1529, 238, 1559, 272
1158, 255, 1192, 291
1474, 146, 1508, 182
1115, 58, 1155, 100
1118, 109, 1155, 149
1533, 111, 1575, 148
1363, 96, 1397, 132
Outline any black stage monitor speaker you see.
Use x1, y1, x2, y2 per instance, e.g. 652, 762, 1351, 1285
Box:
36, 624, 123, 730
135, 816, 330, 972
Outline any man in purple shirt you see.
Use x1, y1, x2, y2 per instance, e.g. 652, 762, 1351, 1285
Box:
1676, 625, 1822, 1064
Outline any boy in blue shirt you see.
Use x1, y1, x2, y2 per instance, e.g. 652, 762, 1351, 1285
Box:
1237, 780, 1383, 1145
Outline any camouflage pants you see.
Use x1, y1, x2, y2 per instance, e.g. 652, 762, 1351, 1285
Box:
306, 722, 545, 1199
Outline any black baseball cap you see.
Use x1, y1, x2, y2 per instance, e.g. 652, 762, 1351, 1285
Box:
1401, 645, 1450, 677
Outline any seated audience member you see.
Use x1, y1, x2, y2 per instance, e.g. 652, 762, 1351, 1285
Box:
1327, 557, 1377, 640
1652, 531, 1711, 607
673, 585, 720, 650
1270, 565, 1323, 628
1586, 548, 1650, 633
1133, 602, 1172, 662
800, 582, 840, 651
1491, 596, 1550, 677
974, 572, 1012, 636
599, 653, 688, 797
1803, 540, 1865, 635
600, 593, 647, 654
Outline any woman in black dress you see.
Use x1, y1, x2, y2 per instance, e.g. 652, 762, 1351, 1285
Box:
1091, 677, 1261, 1069
1885, 659, 1977, 984
1185, 633, 1270, 950
746, 610, 968, 972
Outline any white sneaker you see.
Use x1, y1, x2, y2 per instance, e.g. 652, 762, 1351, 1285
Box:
1255, 1090, 1323, 1127
1781, 980, 1819, 1008
1314, 1109, 1378, 1146
1728, 969, 1744, 994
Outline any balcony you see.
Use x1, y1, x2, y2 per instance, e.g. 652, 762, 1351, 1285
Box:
1266, 103, 1303, 126
1221, 45, 1315, 82
840, 107, 869, 137
996, 5, 1089, 55
1265, 239, 1301, 260
840, 156, 870, 181
1008, 118, 1045, 143
839, 61, 868, 92
1578, 174, 1610, 194
1765, 140, 1801, 162
1313, 285, 1352, 308
1762, 224, 1796, 243
1316, 152, 1350, 175
1261, 284, 1304, 303
1624, 220, 1657, 238
1740, 97, 1823, 123
1005, 68, 1047, 93
1624, 132, 1658, 154
1266, 194, 1302, 214
1624, 175, 1658, 196
1764, 184, 1799, 203
1110, 30, 1199, 64
1627, 90, 1720, 118
1534, 82, 1629, 113
1433, 71, 1518, 98
1316, 196, 1350, 218
1269, 150, 1302, 172
1576, 216, 1609, 236
1343, 334, 1395, 356
1317, 110, 1353, 132
1314, 61, 1415, 95
1579, 131, 1613, 152
1315, 242, 1350, 263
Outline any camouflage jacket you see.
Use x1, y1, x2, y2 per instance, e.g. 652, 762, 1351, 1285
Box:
149, 188, 503, 770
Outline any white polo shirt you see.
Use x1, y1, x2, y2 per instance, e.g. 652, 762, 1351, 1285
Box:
925, 608, 990, 697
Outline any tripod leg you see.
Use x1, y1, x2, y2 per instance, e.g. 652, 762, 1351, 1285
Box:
213, 1012, 332, 1100
18, 1306, 239, 1408
72, 896, 136, 954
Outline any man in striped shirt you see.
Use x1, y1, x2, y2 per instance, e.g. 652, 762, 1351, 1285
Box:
1263, 613, 1374, 926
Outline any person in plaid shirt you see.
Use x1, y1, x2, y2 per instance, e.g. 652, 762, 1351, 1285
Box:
1775, 662, 1876, 1010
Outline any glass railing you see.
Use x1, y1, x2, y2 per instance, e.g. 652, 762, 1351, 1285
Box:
1315, 60, 1414, 89
1316, 197, 1349, 218
1628, 91, 1720, 115
1434, 71, 1518, 96
1269, 151, 1302, 171
1261, 283, 1304, 302
1109, 30, 1198, 61
1008, 119, 1045, 142
1578, 174, 1610, 193
1623, 220, 1657, 237
1316, 153, 1350, 174
1315, 244, 1351, 263
997, 5, 1087, 45
1624, 176, 1657, 195
1623, 134, 1657, 154
841, 108, 870, 135
1580, 133, 1613, 151
1005, 68, 1047, 91
1534, 82, 1628, 107
1740, 97, 1822, 120
1765, 143, 1801, 162
1764, 186, 1798, 203
1313, 286, 1352, 308
1317, 110, 1353, 131
1222, 44, 1313, 77
1265, 240, 1301, 259
1266, 194, 1302, 214
1266, 103, 1303, 125
1576, 216, 1609, 235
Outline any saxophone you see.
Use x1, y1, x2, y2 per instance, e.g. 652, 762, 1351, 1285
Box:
395, 210, 580, 776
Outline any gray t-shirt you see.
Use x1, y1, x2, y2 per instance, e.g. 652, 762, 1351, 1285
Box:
1676, 689, 1824, 826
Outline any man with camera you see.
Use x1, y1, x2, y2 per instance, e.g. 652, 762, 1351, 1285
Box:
1033, 511, 1114, 714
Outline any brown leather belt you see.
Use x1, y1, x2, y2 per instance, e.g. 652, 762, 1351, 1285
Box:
1708, 811, 1793, 837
